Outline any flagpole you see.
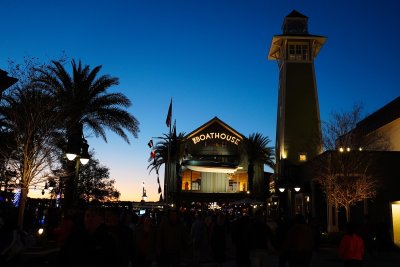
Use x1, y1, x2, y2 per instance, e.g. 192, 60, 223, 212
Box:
166, 98, 172, 205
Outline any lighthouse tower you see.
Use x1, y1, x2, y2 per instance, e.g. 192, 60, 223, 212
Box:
268, 10, 326, 198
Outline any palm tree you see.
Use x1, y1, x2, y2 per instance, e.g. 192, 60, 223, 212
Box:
34, 59, 140, 209
241, 133, 275, 199
148, 126, 186, 203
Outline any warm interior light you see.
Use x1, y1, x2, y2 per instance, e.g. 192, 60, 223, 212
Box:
80, 158, 89, 165
391, 202, 400, 247
66, 153, 77, 161
299, 154, 307, 161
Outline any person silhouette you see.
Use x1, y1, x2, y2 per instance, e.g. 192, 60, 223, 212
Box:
339, 222, 364, 267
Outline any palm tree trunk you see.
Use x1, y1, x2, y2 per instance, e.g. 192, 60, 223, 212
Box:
63, 161, 76, 211
175, 162, 182, 208
248, 163, 254, 193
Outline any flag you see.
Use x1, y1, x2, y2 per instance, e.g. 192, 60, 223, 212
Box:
151, 150, 156, 159
166, 99, 172, 127
147, 139, 153, 148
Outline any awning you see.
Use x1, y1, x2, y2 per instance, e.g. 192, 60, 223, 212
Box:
182, 160, 239, 174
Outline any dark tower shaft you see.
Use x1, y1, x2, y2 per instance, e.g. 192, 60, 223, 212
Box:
268, 10, 326, 217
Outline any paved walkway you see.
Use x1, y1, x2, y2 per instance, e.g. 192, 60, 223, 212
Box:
152, 235, 400, 267
177, 247, 400, 267
11, 235, 400, 267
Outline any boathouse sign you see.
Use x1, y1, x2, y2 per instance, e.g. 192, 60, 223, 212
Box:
191, 132, 241, 145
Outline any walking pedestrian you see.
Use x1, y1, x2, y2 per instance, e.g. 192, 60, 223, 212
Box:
210, 212, 228, 267
190, 212, 208, 266
245, 209, 273, 267
134, 215, 156, 267
339, 222, 365, 267
156, 209, 188, 267
282, 214, 315, 267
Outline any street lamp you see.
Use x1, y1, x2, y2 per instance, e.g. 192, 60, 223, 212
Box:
278, 178, 301, 218
67, 138, 90, 164
64, 122, 90, 209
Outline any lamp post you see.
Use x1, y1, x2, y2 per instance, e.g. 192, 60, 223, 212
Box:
278, 184, 301, 218
64, 122, 90, 210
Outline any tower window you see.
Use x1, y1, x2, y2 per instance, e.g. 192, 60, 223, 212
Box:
288, 43, 309, 61
299, 153, 307, 162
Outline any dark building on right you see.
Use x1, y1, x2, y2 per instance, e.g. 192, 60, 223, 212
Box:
306, 96, 400, 247
268, 10, 400, 247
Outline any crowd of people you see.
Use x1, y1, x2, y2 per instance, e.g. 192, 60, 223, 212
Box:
25, 205, 323, 267
1, 202, 393, 267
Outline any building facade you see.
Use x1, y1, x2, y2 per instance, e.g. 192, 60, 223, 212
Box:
165, 117, 269, 206
327, 97, 400, 244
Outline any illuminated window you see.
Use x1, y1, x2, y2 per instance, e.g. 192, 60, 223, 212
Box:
229, 181, 238, 192
191, 179, 201, 191
299, 153, 307, 162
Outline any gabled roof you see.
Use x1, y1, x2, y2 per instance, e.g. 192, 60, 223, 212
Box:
185, 116, 245, 140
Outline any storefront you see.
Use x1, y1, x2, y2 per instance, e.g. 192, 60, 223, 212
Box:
167, 117, 267, 205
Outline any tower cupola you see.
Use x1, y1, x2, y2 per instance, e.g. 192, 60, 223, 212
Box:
282, 10, 309, 35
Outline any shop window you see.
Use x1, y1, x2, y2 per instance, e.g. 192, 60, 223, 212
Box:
192, 179, 201, 191
229, 181, 238, 192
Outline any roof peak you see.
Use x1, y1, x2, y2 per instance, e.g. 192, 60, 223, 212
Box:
286, 10, 308, 18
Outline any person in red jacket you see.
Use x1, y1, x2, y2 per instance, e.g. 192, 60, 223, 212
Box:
339, 222, 365, 267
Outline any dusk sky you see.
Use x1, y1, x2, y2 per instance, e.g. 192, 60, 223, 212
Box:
1, 0, 399, 201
